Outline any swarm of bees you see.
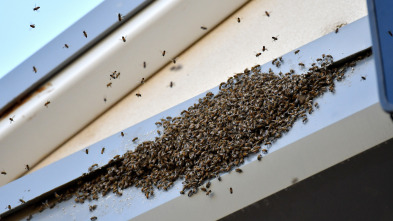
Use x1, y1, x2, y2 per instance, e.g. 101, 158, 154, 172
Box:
53, 51, 370, 209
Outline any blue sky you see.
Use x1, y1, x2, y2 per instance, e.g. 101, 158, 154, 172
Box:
0, 0, 103, 79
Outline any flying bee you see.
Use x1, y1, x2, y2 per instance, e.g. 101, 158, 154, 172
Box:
30, 24, 36, 28
33, 66, 37, 73
25, 164, 30, 171
101, 147, 105, 154
294, 50, 300, 54
272, 36, 278, 41
229, 187, 233, 194
118, 13, 122, 22
200, 26, 207, 30
136, 93, 142, 97
262, 46, 267, 52
9, 115, 15, 123
45, 101, 50, 107
33, 5, 40, 11
256, 52, 261, 57
389, 31, 393, 37
361, 76, 366, 80
121, 36, 126, 42
107, 82, 112, 87
132, 137, 138, 142
83, 31, 87, 38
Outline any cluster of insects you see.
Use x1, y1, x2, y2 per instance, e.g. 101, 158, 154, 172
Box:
17, 51, 364, 217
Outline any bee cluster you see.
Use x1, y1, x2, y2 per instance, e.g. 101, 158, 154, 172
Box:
60, 51, 371, 206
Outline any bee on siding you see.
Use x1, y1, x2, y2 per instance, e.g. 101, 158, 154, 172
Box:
45, 101, 50, 107
272, 36, 278, 41
64, 44, 69, 49
118, 13, 123, 22
101, 147, 105, 154
85, 149, 89, 154
237, 17, 241, 23
265, 11, 270, 17
294, 50, 300, 54
33, 66, 37, 73
201, 26, 207, 30
136, 93, 142, 97
122, 36, 126, 42
83, 31, 88, 38
132, 137, 138, 142
229, 187, 233, 194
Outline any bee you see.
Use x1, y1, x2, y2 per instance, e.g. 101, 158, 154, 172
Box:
8, 205, 11, 210
101, 147, 105, 154
262, 46, 267, 52
9, 115, 15, 123
110, 71, 117, 79
265, 11, 270, 17
206, 181, 211, 188
200, 187, 207, 192
172, 58, 177, 64
302, 117, 308, 123
136, 93, 142, 97
54, 192, 60, 198
169, 81, 174, 88
33, 66, 37, 73
89, 204, 97, 211
229, 187, 233, 194
188, 190, 194, 197
294, 50, 300, 54
33, 5, 40, 11
262, 149, 268, 154
107, 82, 112, 88
118, 13, 122, 22
314, 102, 319, 108
256, 52, 261, 57
132, 137, 138, 142
272, 36, 278, 41
91, 216, 97, 221
104, 98, 107, 103
25, 164, 30, 170
19, 199, 26, 204
335, 28, 339, 33
64, 44, 69, 48
272, 58, 278, 64
162, 50, 166, 56
85, 149, 89, 154
45, 101, 50, 107
389, 31, 393, 37
157, 130, 161, 135
316, 58, 322, 62
121, 36, 126, 42
298, 62, 305, 67
257, 154, 262, 161
217, 176, 222, 181
237, 17, 241, 23
121, 132, 125, 137
143, 61, 146, 68
180, 190, 185, 195
30, 24, 36, 28
361, 76, 366, 80
206, 190, 212, 196
88, 164, 98, 172
155, 122, 162, 126
235, 168, 242, 173
1, 171, 6, 175
83, 31, 88, 38
292, 178, 298, 184
200, 26, 207, 30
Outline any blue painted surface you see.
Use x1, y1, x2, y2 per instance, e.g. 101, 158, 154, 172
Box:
367, 0, 393, 112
